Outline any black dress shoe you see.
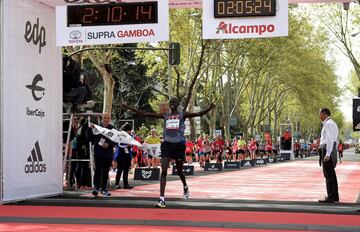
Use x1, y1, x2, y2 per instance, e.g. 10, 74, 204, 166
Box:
124, 185, 134, 189
318, 197, 337, 203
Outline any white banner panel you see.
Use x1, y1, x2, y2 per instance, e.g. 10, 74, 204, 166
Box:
3, 0, 62, 202
56, 0, 169, 46
203, 0, 288, 40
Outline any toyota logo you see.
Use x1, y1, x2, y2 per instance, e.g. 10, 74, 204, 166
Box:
69, 30, 81, 40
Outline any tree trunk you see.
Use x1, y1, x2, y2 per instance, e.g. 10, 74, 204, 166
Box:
103, 72, 115, 114
189, 97, 196, 141
87, 51, 115, 115
210, 107, 217, 138
224, 81, 231, 140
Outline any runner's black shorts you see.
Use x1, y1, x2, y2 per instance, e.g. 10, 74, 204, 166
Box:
161, 141, 186, 161
204, 151, 211, 156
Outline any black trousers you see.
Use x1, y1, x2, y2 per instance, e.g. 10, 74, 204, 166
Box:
94, 155, 112, 191
76, 161, 91, 187
321, 150, 339, 200
115, 155, 131, 186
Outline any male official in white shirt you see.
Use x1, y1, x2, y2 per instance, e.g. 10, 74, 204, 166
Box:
318, 108, 339, 203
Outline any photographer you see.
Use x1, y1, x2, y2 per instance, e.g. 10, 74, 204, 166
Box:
63, 56, 88, 113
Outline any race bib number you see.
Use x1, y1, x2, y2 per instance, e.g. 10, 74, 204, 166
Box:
98, 138, 105, 146
166, 119, 180, 130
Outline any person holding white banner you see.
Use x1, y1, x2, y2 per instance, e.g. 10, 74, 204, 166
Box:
88, 113, 116, 197
122, 98, 215, 208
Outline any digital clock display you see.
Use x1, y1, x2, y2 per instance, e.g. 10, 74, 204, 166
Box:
67, 2, 158, 27
214, 0, 276, 18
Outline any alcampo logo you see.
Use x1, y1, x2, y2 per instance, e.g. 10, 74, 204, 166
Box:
216, 21, 275, 36
25, 141, 47, 174
26, 74, 45, 101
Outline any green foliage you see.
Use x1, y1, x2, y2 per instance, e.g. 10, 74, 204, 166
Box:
73, 7, 346, 140
134, 8, 344, 140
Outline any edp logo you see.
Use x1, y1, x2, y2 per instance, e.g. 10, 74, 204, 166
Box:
24, 18, 46, 54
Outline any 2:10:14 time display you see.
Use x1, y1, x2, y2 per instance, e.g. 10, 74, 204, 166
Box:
214, 0, 276, 18
67, 2, 158, 27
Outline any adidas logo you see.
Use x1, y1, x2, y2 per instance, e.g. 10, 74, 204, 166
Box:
244, 161, 251, 167
24, 141, 47, 174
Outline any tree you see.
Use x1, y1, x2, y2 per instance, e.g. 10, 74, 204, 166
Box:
317, 3, 360, 81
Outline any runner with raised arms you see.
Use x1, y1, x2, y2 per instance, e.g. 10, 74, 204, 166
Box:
122, 97, 215, 208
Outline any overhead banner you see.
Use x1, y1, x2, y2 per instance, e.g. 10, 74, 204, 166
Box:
56, 0, 169, 46
2, 0, 62, 202
37, 0, 352, 9
202, 0, 288, 40
353, 98, 360, 131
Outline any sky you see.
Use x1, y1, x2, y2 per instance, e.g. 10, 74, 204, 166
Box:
336, 52, 354, 123
297, 3, 359, 123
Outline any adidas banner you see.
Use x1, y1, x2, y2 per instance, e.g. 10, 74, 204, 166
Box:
353, 98, 360, 131
1, 0, 62, 202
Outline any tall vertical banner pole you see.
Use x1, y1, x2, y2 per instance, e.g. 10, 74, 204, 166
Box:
0, 0, 5, 205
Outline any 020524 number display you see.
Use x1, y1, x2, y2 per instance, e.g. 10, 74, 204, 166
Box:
67, 2, 158, 27
214, 0, 276, 18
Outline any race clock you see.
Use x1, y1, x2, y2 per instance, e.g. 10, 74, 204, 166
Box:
214, 0, 276, 18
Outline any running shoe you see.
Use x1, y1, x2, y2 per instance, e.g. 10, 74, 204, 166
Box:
101, 190, 111, 197
91, 189, 99, 196
155, 199, 166, 208
183, 185, 189, 199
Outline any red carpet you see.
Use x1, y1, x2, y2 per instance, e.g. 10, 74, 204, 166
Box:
1, 206, 360, 226
103, 161, 360, 203
0, 224, 320, 232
